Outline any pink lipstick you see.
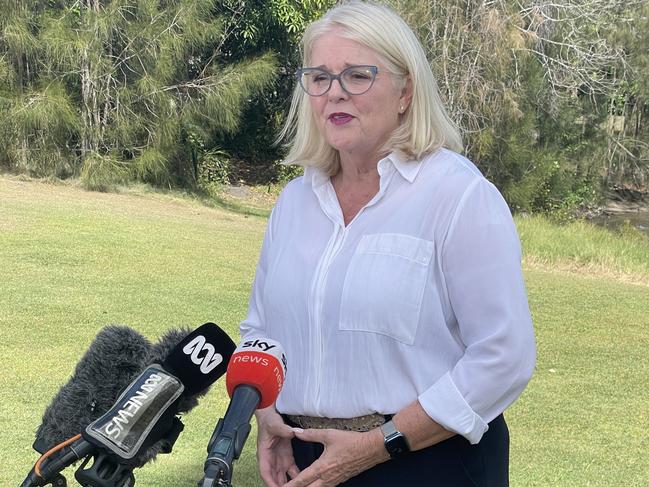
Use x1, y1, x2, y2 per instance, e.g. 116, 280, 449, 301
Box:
328, 112, 354, 125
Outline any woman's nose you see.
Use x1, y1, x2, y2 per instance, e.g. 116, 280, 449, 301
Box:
327, 78, 348, 101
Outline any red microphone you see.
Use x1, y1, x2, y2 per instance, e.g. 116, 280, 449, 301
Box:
201, 338, 287, 487
226, 337, 287, 408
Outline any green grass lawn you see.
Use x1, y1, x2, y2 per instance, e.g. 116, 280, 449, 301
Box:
1, 176, 647, 486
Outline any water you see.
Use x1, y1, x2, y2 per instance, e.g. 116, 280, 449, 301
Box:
591, 211, 649, 236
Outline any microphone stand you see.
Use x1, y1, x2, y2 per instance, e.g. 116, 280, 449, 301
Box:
20, 440, 94, 487
22, 415, 185, 487
21, 450, 135, 487
199, 386, 261, 487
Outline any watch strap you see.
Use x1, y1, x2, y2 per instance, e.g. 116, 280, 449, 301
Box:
380, 419, 399, 438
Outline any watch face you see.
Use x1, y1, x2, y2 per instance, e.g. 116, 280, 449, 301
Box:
386, 433, 409, 458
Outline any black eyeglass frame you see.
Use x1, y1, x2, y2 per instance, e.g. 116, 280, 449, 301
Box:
296, 65, 379, 97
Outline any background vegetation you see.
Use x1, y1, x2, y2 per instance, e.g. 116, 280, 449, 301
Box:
1, 177, 647, 486
1, 0, 648, 212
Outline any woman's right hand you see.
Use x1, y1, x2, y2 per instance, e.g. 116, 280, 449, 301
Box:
255, 405, 301, 487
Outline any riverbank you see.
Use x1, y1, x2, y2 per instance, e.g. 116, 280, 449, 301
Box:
600, 184, 648, 213
589, 189, 649, 236
602, 199, 649, 215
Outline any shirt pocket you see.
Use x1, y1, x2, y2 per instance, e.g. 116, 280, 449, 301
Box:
339, 233, 434, 345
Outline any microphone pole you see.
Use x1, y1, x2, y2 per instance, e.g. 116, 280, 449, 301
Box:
200, 385, 261, 487
199, 337, 287, 487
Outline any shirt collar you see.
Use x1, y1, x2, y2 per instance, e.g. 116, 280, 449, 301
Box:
379, 150, 422, 183
304, 166, 330, 188
304, 150, 423, 187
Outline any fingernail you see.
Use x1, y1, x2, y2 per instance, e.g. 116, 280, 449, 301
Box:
292, 427, 304, 433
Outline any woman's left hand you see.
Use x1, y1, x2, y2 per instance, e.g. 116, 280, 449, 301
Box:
284, 427, 389, 487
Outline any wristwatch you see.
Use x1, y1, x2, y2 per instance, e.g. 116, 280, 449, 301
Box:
379, 419, 410, 459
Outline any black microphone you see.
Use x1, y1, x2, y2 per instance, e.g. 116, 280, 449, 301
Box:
22, 323, 236, 487
83, 322, 235, 461
34, 325, 153, 454
200, 337, 287, 487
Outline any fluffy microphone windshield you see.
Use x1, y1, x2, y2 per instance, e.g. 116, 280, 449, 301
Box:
33, 323, 228, 468
34, 325, 152, 453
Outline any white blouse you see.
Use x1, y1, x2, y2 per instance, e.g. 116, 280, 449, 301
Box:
240, 149, 536, 444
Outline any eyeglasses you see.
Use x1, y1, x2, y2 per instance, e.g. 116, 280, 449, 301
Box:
296, 65, 379, 96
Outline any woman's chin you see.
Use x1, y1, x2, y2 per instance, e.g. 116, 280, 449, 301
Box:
327, 139, 366, 156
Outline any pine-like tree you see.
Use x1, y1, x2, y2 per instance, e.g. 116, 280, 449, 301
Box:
1, 0, 278, 189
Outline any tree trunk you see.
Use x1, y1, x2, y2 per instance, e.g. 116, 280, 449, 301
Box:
80, 0, 102, 158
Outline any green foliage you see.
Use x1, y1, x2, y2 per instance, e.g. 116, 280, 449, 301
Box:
198, 148, 232, 187
601, 2, 649, 188
2, 82, 79, 177
0, 57, 14, 88
389, 0, 648, 212
0, 0, 278, 187
274, 161, 305, 185
1, 0, 647, 204
194, 53, 279, 136
13, 82, 79, 136
80, 152, 130, 191
132, 147, 171, 186
488, 86, 604, 214
270, 0, 331, 40
212, 0, 335, 178
1, 9, 39, 65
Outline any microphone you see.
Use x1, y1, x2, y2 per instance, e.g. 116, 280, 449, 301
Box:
22, 322, 236, 487
83, 322, 235, 461
200, 337, 287, 487
34, 325, 153, 454
23, 325, 152, 487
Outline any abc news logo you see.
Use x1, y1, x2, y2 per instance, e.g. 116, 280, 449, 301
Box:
183, 335, 224, 374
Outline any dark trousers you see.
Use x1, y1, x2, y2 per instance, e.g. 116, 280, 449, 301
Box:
289, 414, 509, 486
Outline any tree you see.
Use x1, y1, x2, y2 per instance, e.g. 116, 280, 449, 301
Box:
0, 1, 79, 176
209, 0, 335, 183
0, 0, 278, 189
389, 0, 647, 211
603, 1, 649, 190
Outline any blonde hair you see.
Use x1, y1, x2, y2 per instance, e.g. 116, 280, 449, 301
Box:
278, 0, 463, 175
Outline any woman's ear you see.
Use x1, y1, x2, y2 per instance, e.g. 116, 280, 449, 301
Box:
399, 77, 413, 112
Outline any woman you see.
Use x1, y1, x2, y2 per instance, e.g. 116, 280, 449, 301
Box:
240, 1, 536, 486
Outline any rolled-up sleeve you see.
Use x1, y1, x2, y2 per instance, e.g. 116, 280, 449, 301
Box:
418, 178, 536, 444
